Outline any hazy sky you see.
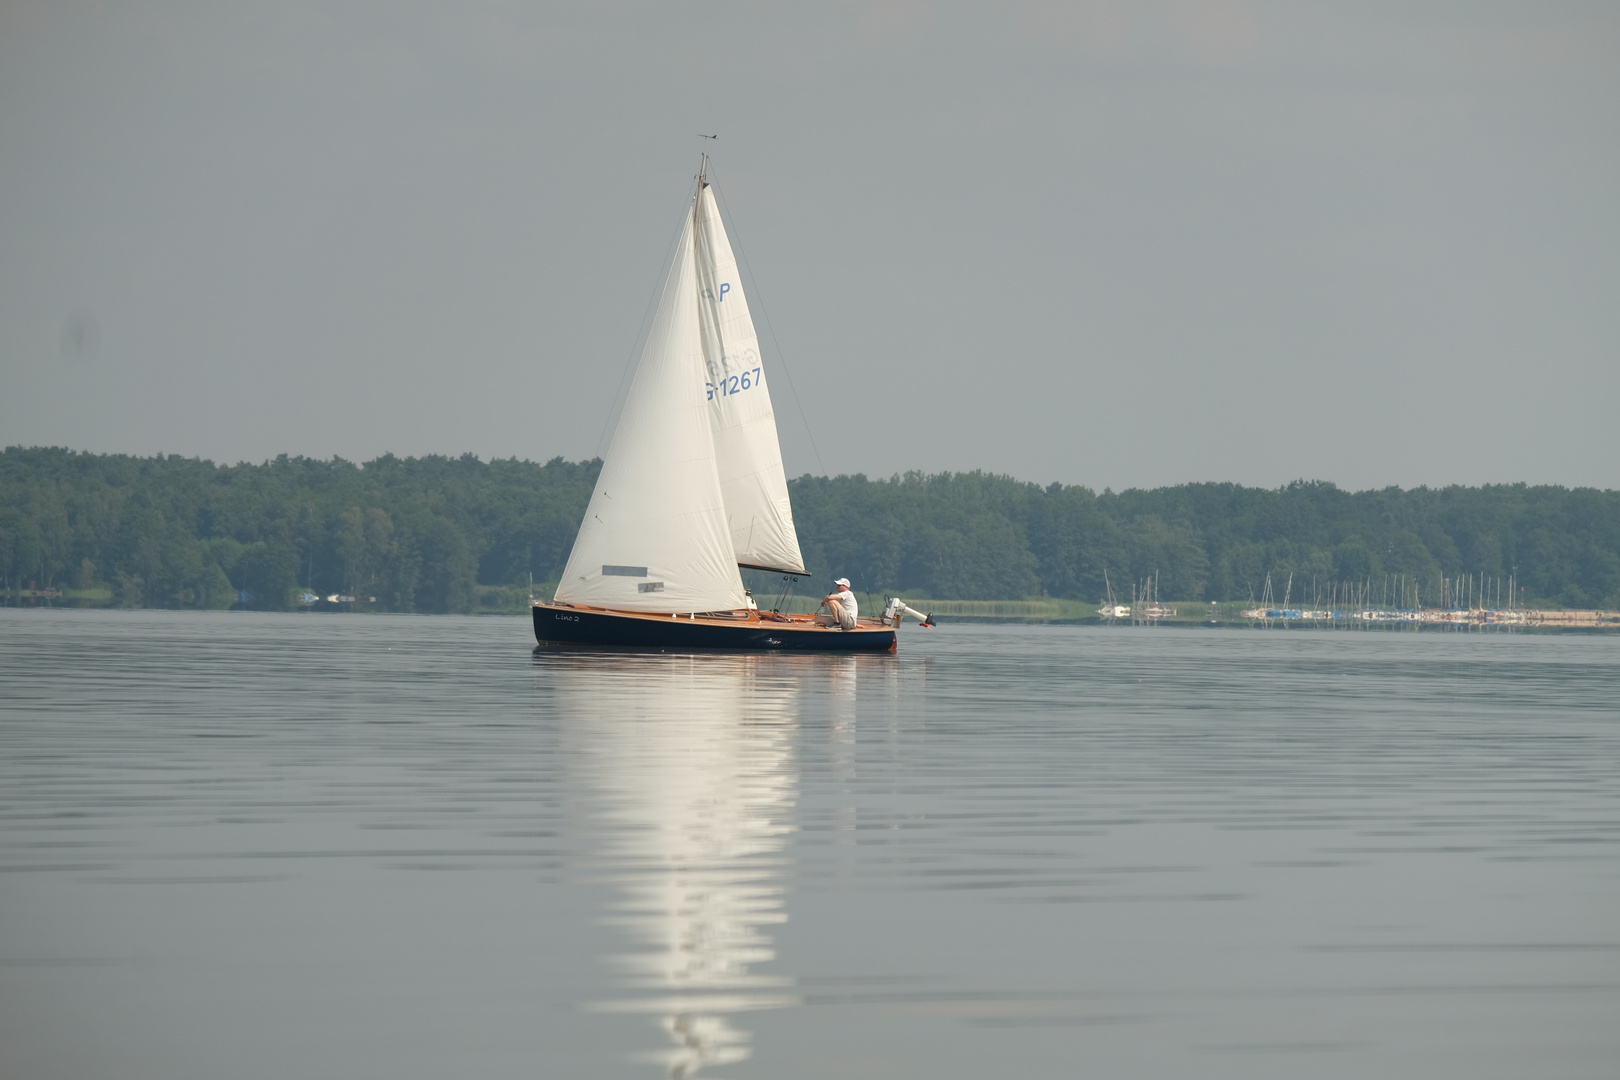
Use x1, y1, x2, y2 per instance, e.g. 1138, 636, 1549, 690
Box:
3, 1, 1616, 491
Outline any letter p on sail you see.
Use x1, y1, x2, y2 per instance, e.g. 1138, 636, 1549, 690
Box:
719, 282, 730, 301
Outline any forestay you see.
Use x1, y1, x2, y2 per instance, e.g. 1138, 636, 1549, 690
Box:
693, 183, 808, 576
554, 211, 747, 613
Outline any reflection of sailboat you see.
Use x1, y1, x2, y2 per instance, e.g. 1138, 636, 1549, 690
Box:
549, 652, 805, 1077
532, 159, 899, 651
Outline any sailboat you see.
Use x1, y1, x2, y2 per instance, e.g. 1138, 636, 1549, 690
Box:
532, 159, 900, 651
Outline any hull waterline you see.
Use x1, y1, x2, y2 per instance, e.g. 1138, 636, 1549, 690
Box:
533, 602, 896, 652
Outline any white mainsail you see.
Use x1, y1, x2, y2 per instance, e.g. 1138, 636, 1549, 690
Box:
554, 208, 747, 613
693, 182, 808, 576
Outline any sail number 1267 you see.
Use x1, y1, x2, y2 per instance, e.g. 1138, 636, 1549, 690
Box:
707, 368, 761, 401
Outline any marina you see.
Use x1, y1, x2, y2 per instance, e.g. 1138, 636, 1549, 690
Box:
1236, 571, 1616, 627
1239, 606, 1615, 626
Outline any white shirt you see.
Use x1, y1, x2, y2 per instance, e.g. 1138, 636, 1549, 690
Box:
833, 588, 857, 618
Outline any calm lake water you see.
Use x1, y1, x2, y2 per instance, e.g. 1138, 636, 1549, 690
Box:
2, 610, 1617, 1078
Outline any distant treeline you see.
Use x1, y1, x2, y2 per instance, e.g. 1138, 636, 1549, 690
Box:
3, 447, 1618, 611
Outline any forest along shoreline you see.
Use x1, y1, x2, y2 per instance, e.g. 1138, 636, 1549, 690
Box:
3, 447, 1617, 615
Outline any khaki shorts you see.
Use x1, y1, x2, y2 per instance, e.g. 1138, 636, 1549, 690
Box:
829, 601, 856, 631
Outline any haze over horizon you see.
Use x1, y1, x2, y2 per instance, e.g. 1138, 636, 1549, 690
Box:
3, 2, 1616, 493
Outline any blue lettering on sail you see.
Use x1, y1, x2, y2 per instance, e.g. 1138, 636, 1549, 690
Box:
719, 282, 730, 301
706, 367, 762, 400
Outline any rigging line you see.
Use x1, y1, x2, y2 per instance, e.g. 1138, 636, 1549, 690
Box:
594, 174, 702, 461
708, 170, 827, 478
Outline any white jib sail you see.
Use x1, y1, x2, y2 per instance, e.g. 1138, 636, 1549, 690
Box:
693, 184, 808, 576
554, 205, 747, 613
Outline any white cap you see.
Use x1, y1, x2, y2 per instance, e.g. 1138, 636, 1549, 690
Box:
834, 578, 851, 587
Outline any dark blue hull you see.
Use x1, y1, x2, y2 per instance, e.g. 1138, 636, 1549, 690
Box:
532, 604, 896, 652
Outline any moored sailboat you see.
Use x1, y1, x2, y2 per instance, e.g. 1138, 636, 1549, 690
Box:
532, 160, 904, 651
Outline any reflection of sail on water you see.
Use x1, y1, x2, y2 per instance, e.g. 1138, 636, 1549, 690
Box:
551, 654, 800, 1077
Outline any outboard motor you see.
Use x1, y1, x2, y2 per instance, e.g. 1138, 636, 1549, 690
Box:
882, 598, 935, 628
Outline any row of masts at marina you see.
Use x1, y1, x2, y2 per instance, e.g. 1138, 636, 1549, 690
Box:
1095, 570, 1612, 626
1095, 568, 1547, 624
1098, 570, 1176, 620
1240, 570, 1528, 623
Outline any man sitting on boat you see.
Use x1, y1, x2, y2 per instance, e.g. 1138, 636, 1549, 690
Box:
819, 578, 858, 631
